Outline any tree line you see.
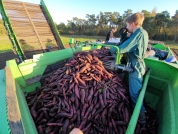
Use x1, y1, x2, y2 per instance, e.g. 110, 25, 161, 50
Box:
1, 9, 178, 42
57, 9, 178, 42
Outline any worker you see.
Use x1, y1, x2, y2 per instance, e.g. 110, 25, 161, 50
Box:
105, 27, 117, 42
118, 12, 148, 124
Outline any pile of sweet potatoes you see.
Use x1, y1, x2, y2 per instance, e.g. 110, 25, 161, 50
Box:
26, 48, 157, 134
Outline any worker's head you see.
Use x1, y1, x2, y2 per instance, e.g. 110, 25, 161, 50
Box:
125, 12, 144, 33
112, 27, 117, 32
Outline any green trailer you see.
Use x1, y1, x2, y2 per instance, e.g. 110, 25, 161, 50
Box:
0, 43, 178, 134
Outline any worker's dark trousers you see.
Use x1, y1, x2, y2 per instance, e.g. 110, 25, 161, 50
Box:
129, 71, 145, 111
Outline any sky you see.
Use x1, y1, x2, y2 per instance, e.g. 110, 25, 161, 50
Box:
2, 0, 178, 24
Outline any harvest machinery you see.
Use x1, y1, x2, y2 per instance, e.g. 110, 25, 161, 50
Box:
0, 0, 178, 134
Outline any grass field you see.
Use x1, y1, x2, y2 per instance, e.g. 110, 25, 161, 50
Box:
60, 34, 105, 45
0, 36, 13, 53
0, 35, 106, 53
0, 35, 178, 53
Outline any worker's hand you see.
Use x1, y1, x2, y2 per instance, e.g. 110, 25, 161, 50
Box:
69, 128, 83, 134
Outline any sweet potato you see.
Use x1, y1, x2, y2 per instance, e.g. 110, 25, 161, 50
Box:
47, 123, 63, 126
63, 99, 70, 112
79, 119, 87, 129
99, 94, 105, 108
82, 123, 92, 133
80, 89, 85, 105
28, 95, 37, 106
94, 125, 104, 132
43, 110, 49, 120
37, 125, 43, 134
36, 112, 44, 123
74, 84, 80, 98
55, 112, 71, 118
112, 118, 119, 134
74, 96, 79, 110
30, 105, 37, 119
79, 63, 90, 73
81, 104, 88, 117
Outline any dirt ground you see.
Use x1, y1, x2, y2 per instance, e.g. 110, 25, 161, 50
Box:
0, 52, 17, 69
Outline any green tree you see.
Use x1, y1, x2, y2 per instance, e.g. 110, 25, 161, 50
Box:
86, 14, 97, 25
171, 10, 178, 41
110, 12, 122, 27
97, 12, 108, 27
81, 19, 88, 31
57, 22, 67, 34
103, 12, 112, 26
63, 9, 177, 41
86, 14, 97, 35
155, 11, 170, 40
122, 9, 133, 26
67, 20, 76, 34
142, 10, 156, 39
73, 17, 84, 34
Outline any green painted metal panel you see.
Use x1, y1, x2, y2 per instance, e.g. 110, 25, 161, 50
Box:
21, 82, 41, 93
32, 48, 73, 62
75, 45, 102, 52
169, 72, 178, 133
151, 44, 167, 50
144, 59, 178, 134
144, 91, 160, 109
126, 70, 150, 134
0, 69, 11, 134
18, 48, 73, 81
156, 83, 176, 134
144, 58, 178, 109
15, 82, 38, 134
148, 76, 168, 91
145, 58, 176, 82
6, 60, 27, 87
146, 86, 163, 97
40, 0, 64, 49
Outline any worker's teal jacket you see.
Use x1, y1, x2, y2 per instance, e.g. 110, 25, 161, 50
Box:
118, 27, 148, 78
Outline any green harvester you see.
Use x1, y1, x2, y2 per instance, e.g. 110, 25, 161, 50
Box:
0, 0, 178, 134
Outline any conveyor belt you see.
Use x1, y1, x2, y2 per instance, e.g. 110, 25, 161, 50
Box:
1, 0, 64, 59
